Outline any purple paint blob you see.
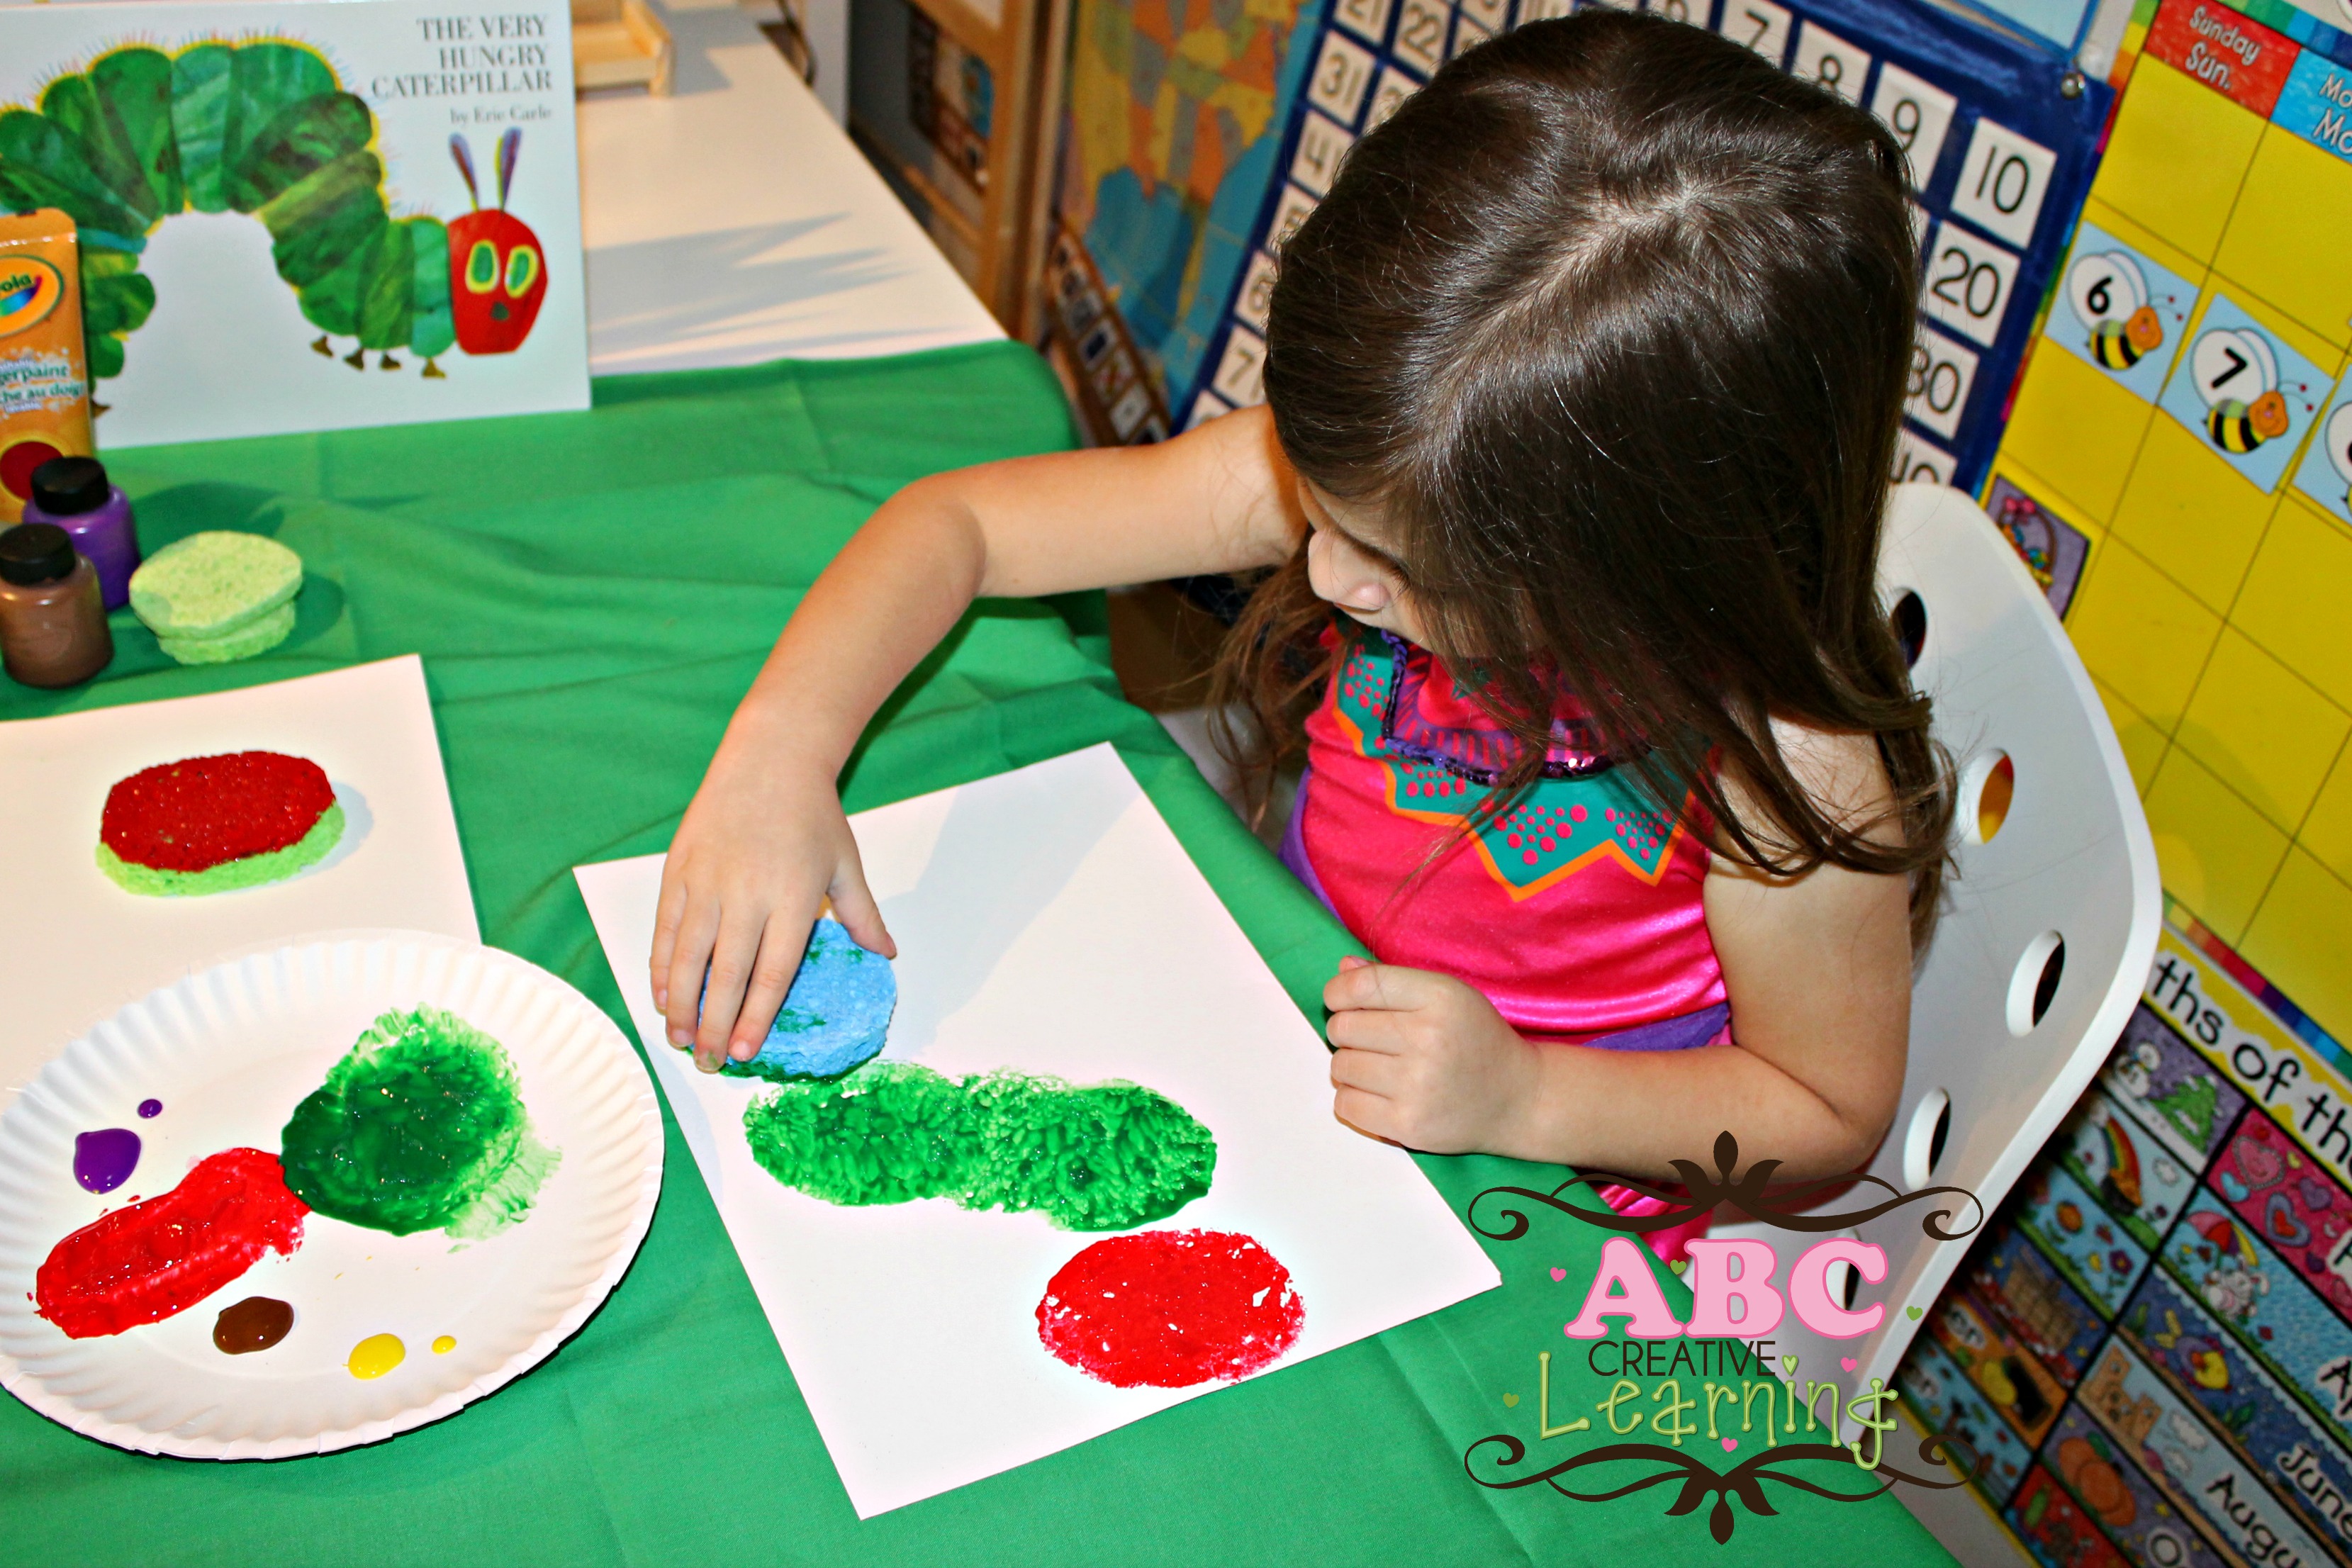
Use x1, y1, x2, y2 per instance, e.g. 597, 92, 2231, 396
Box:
138, 1099, 162, 1119
74, 1129, 142, 1194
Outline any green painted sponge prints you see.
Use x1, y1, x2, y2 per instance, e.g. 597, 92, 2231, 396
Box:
742, 1062, 1215, 1231
97, 800, 343, 895
281, 1004, 560, 1240
130, 531, 303, 639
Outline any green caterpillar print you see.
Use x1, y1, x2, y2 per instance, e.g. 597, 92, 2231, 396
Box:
0, 40, 546, 381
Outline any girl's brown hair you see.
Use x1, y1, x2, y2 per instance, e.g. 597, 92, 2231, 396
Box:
1211, 9, 1952, 945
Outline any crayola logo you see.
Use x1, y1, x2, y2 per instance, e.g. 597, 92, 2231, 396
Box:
0, 259, 65, 339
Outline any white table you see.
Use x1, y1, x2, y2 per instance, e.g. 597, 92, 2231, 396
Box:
575, 0, 1002, 374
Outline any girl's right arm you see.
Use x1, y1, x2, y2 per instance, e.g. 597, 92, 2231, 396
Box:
652, 404, 1303, 1070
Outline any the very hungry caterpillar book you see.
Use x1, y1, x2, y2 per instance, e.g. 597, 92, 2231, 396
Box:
0, 0, 588, 448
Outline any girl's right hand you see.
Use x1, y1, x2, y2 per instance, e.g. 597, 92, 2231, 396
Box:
649, 746, 895, 1073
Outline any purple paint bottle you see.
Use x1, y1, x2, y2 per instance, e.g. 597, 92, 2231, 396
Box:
22, 457, 138, 610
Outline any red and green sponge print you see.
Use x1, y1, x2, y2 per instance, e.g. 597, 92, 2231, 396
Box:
97, 751, 344, 896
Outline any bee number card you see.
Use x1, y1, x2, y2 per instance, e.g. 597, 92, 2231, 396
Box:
0, 0, 589, 448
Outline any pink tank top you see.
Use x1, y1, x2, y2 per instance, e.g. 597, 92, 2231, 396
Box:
1284, 623, 1729, 1048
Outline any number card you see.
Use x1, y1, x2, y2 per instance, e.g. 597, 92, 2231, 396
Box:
1331, 0, 1396, 49
1390, 0, 1449, 77
1715, 0, 1791, 65
1893, 429, 1956, 487
1289, 111, 1355, 198
1367, 65, 1422, 130
1234, 251, 1280, 334
2044, 222, 2197, 404
2291, 373, 2352, 527
1518, 0, 1576, 20
1791, 20, 1869, 103
1451, 10, 1496, 59
1869, 63, 1957, 192
1647, 0, 1710, 26
1187, 389, 1234, 432
1460, 0, 1513, 27
1307, 30, 1378, 125
1949, 116, 2056, 249
1267, 184, 1321, 255
2154, 293, 2330, 495
1212, 325, 1269, 407
1907, 326, 1979, 440
1920, 223, 2020, 348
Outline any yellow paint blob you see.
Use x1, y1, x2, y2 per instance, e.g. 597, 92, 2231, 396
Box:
432, 1335, 456, 1355
347, 1333, 406, 1379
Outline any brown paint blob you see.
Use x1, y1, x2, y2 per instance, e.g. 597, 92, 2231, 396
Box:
212, 1295, 294, 1355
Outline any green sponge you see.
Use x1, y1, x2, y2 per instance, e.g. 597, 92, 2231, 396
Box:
96, 801, 345, 895
130, 532, 303, 639
156, 600, 296, 665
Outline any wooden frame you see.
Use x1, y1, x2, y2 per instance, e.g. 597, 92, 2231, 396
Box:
856, 0, 1071, 339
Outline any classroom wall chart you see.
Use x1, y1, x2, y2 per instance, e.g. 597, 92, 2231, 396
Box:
1049, 0, 2110, 495
0, 0, 590, 449
1985, 0, 2352, 1064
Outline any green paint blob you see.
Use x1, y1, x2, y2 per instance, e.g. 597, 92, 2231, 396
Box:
280, 1005, 560, 1238
715, 1010, 839, 1085
741, 1062, 1214, 1231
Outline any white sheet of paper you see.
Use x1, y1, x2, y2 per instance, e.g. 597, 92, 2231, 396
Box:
574, 744, 1500, 1516
0, 656, 478, 1095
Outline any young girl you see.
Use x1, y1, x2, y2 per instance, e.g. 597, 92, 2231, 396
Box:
648, 11, 1952, 1197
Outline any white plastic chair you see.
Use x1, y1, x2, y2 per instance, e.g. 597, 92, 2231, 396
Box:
1713, 481, 2161, 1418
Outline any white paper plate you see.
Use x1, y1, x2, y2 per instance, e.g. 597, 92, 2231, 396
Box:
0, 931, 663, 1459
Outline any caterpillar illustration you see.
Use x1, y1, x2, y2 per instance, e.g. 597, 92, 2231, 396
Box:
0, 40, 547, 383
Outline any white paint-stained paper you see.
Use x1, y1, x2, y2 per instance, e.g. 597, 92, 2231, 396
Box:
574, 744, 1500, 1517
0, 656, 478, 1096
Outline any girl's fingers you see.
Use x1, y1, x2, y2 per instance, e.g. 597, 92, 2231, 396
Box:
1323, 961, 1418, 1014
828, 857, 897, 960
661, 894, 723, 1052
1325, 1006, 1404, 1054
1331, 1085, 1399, 1144
729, 907, 818, 1060
695, 910, 766, 1070
649, 867, 690, 1010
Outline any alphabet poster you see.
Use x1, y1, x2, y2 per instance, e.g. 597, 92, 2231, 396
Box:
0, 0, 589, 449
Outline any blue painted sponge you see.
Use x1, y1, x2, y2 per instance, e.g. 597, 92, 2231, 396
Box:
720, 918, 896, 1083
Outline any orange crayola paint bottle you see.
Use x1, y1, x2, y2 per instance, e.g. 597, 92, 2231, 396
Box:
0, 211, 96, 526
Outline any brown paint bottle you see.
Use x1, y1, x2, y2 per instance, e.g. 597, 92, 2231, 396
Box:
0, 522, 112, 688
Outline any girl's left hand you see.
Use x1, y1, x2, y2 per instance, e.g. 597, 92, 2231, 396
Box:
1323, 957, 1538, 1153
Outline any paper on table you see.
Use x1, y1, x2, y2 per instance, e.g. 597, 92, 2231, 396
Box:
575, 744, 1500, 1517
0, 656, 478, 1096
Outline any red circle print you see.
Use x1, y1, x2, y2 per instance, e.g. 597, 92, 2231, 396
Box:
101, 751, 335, 872
1036, 1229, 1304, 1389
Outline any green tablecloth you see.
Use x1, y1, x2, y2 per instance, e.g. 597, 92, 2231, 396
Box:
0, 344, 1953, 1567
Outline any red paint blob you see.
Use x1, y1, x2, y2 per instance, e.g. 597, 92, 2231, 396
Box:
101, 752, 335, 873
1036, 1229, 1304, 1389
36, 1148, 308, 1339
